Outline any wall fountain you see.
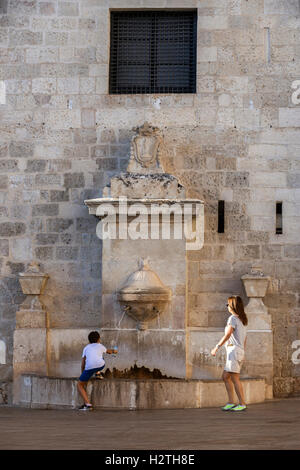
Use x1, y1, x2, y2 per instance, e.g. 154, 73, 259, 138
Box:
14, 123, 270, 409
84, 122, 204, 381
82, 123, 267, 407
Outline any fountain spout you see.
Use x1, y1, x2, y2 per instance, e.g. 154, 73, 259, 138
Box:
117, 259, 171, 330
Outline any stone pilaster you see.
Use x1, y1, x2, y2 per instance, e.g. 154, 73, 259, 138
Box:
13, 262, 49, 404
242, 266, 273, 399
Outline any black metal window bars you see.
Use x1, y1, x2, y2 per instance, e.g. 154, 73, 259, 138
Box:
109, 10, 197, 94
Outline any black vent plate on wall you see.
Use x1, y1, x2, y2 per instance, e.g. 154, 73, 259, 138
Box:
109, 10, 197, 94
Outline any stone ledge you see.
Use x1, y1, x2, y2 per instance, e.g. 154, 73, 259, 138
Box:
18, 375, 266, 410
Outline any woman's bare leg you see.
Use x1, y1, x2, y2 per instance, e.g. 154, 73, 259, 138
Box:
222, 371, 235, 403
231, 373, 246, 405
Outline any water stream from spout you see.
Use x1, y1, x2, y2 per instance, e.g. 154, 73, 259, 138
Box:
156, 313, 164, 367
112, 309, 127, 355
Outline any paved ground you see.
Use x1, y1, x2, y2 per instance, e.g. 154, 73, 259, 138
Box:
0, 397, 300, 450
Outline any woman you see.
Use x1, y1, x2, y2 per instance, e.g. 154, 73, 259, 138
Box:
211, 295, 248, 412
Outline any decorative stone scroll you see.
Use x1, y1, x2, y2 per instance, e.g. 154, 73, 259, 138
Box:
126, 122, 164, 173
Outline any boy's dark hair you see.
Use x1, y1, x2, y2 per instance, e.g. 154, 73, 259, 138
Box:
88, 331, 100, 343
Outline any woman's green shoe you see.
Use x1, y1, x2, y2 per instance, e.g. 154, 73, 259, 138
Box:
221, 403, 236, 411
230, 404, 247, 411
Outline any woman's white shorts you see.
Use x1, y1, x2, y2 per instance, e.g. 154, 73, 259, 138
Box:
224, 345, 245, 374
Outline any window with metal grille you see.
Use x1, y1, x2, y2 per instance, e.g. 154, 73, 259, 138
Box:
109, 10, 197, 94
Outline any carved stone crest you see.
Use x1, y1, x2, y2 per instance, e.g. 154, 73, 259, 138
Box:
127, 122, 164, 173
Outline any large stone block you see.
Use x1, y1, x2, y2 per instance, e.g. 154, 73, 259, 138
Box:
198, 16, 228, 30
8, 1, 38, 15
264, 0, 300, 15
81, 108, 95, 128
46, 218, 73, 232
39, 2, 56, 16
35, 174, 62, 186
198, 47, 217, 62
56, 246, 79, 260
11, 238, 32, 261
34, 246, 54, 260
13, 327, 48, 405
26, 160, 47, 173
234, 245, 260, 260
216, 76, 248, 93
287, 173, 300, 188
245, 331, 273, 364
45, 31, 68, 46
0, 175, 8, 189
188, 329, 225, 379
46, 110, 81, 129
9, 30, 43, 46
9, 141, 34, 158
47, 328, 92, 377
284, 245, 300, 258
0, 222, 26, 237
57, 77, 79, 94
279, 108, 300, 128
58, 2, 79, 16
32, 203, 59, 217
250, 172, 287, 188
234, 109, 260, 130
64, 172, 85, 188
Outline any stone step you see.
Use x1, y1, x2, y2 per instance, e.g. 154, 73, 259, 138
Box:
18, 375, 266, 410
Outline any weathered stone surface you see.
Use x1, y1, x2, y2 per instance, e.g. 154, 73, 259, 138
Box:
9, 30, 43, 46
18, 374, 266, 409
264, 0, 300, 15
56, 246, 79, 260
0, 1, 299, 405
49, 190, 69, 202
284, 245, 300, 258
0, 222, 26, 237
9, 142, 34, 159
57, 2, 79, 17
46, 218, 73, 232
39, 2, 56, 16
34, 246, 54, 260
63, 173, 84, 188
25, 160, 47, 173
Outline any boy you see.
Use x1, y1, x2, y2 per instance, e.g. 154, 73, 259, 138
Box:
77, 331, 117, 410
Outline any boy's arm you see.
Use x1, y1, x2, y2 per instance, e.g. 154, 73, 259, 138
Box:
81, 356, 86, 373
106, 349, 117, 354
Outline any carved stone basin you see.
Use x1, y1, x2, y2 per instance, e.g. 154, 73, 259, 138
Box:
117, 259, 171, 330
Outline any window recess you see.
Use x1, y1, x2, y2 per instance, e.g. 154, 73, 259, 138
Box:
109, 10, 197, 94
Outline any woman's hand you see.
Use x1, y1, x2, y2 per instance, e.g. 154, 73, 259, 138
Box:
211, 346, 218, 356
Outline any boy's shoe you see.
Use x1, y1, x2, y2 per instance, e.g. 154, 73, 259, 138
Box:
230, 404, 247, 412
78, 404, 93, 411
95, 372, 104, 380
221, 403, 236, 411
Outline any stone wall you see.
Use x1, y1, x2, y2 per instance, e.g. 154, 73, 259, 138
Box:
0, 0, 300, 402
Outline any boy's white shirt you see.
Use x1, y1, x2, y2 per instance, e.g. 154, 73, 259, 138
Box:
82, 343, 107, 370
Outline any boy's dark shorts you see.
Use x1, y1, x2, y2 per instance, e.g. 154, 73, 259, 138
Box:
79, 365, 105, 382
